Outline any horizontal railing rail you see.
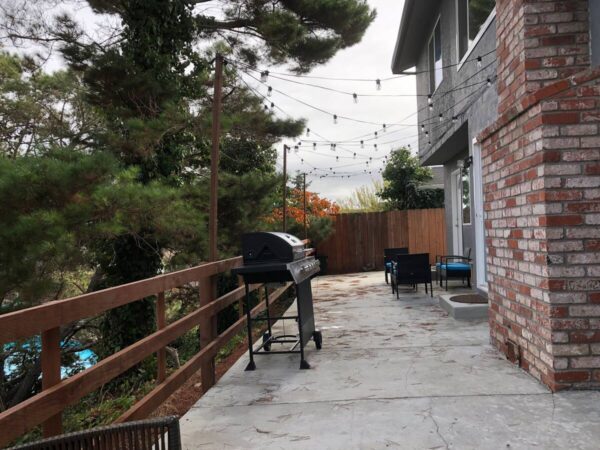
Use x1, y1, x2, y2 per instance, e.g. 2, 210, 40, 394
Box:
0, 257, 292, 447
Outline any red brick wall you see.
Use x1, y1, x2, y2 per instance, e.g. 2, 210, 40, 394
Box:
496, 0, 590, 114
481, 0, 600, 390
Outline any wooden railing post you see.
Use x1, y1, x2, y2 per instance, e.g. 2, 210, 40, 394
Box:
41, 327, 62, 438
198, 276, 217, 392
236, 275, 244, 319
156, 292, 167, 383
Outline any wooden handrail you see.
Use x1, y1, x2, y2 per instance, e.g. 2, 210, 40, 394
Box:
0, 257, 293, 447
0, 257, 242, 343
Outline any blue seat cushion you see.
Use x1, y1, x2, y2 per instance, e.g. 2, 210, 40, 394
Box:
439, 262, 471, 272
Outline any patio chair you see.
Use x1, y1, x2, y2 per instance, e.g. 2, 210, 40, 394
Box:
8, 416, 181, 450
391, 253, 433, 298
384, 247, 408, 285
436, 248, 472, 290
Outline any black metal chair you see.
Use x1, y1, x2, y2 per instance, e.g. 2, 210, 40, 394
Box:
391, 253, 433, 298
8, 416, 181, 450
436, 248, 472, 290
384, 247, 408, 285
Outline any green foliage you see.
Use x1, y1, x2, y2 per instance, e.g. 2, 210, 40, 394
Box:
338, 180, 387, 212
379, 148, 445, 210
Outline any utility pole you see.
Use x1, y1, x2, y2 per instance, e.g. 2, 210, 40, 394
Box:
209, 53, 224, 262
303, 172, 307, 239
200, 52, 223, 394
282, 145, 288, 232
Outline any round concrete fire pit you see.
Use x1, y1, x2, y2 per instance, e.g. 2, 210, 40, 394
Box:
438, 293, 488, 320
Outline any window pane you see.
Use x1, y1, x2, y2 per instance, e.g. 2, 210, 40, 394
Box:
468, 0, 495, 43
429, 38, 435, 93
462, 169, 471, 225
434, 22, 443, 88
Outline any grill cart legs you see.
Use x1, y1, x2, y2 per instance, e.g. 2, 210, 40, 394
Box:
242, 281, 321, 370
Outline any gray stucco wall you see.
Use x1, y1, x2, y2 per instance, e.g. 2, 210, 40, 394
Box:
592, 0, 600, 66
414, 0, 498, 166
410, 0, 499, 288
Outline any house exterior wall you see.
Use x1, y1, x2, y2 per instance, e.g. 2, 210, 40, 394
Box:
411, 0, 499, 286
592, 0, 600, 66
480, 0, 600, 390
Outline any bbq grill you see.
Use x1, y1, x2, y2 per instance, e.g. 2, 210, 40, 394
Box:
232, 232, 322, 370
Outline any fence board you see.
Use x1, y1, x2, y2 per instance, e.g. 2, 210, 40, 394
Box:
316, 209, 445, 274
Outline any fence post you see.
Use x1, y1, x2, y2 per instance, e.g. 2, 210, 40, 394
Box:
41, 327, 62, 438
199, 276, 217, 392
236, 275, 245, 319
156, 292, 167, 383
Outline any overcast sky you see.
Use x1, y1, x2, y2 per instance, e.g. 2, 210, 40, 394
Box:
255, 0, 417, 201
36, 0, 416, 202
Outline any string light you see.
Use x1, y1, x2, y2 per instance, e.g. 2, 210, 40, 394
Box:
383, 124, 387, 132
374, 131, 378, 139
428, 94, 433, 105
333, 114, 338, 124
374, 144, 378, 151
353, 93, 358, 103
270, 102, 274, 109
429, 103, 434, 111
294, 145, 299, 153
313, 142, 317, 149
487, 78, 492, 87
477, 56, 482, 68
360, 140, 364, 149
421, 124, 425, 131
306, 128, 310, 137
267, 86, 272, 97
439, 113, 443, 123
452, 116, 458, 124
376, 79, 381, 90
425, 130, 429, 136
263, 104, 268, 111
260, 70, 269, 82
353, 153, 357, 159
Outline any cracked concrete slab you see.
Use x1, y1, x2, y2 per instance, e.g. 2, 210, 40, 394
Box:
180, 272, 600, 449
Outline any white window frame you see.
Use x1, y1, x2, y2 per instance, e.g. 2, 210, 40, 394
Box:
471, 138, 487, 292
428, 16, 443, 94
456, 2, 496, 71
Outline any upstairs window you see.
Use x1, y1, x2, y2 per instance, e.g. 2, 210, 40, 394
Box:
428, 18, 443, 93
457, 0, 496, 60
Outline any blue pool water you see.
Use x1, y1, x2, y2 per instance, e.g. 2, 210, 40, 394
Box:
4, 342, 97, 378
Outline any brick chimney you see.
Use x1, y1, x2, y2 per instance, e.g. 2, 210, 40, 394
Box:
479, 0, 600, 390
496, 0, 591, 114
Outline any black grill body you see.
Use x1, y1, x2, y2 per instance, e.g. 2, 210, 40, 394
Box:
233, 231, 322, 370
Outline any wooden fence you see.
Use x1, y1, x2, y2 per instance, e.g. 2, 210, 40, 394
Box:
316, 209, 446, 274
0, 257, 292, 447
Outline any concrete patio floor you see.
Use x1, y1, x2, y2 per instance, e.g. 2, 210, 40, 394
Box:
180, 272, 600, 449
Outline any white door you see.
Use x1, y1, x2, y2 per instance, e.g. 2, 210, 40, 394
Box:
451, 169, 463, 255
472, 142, 488, 291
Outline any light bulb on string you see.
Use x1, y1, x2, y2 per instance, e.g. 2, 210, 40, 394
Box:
383, 124, 387, 132
374, 131, 378, 139
376, 79, 381, 90
330, 143, 335, 151
287, 146, 291, 153
429, 103, 434, 111
264, 104, 268, 111
333, 114, 338, 124
427, 94, 432, 105
353, 93, 358, 103
301, 158, 304, 164
260, 70, 269, 82
336, 156, 339, 162
452, 116, 458, 124
297, 141, 302, 147
270, 102, 274, 109
425, 130, 429, 137
360, 140, 364, 149
487, 78, 492, 87
353, 153, 357, 159
267, 86, 272, 97
313, 142, 317, 150
421, 124, 425, 131
439, 114, 443, 123
477, 56, 482, 68
333, 143, 337, 151
374, 144, 378, 151
294, 146, 299, 153
306, 128, 310, 137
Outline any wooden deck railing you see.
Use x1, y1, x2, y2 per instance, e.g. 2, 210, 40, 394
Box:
0, 256, 292, 447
